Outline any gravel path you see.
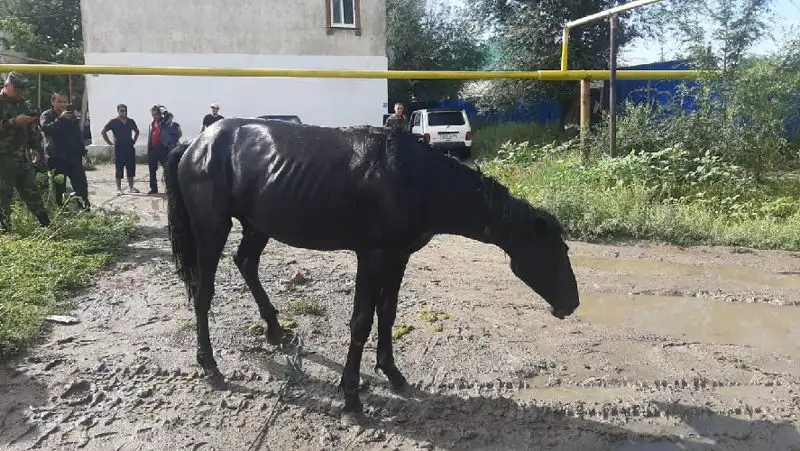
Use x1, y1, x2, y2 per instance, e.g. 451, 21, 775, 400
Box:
1, 164, 799, 451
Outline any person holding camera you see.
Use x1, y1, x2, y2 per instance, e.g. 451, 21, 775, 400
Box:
146, 105, 182, 195
40, 92, 90, 210
0, 71, 51, 231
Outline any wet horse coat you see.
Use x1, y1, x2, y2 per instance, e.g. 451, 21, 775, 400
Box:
165, 117, 579, 420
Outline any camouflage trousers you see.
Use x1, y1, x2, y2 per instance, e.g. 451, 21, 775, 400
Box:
0, 156, 51, 230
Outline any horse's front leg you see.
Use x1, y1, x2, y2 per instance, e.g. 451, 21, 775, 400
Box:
374, 252, 410, 392
339, 251, 380, 423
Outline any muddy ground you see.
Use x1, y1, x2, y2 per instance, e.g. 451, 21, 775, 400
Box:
2, 163, 800, 451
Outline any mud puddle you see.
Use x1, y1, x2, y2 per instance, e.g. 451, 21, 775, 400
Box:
576, 293, 800, 358
572, 256, 800, 288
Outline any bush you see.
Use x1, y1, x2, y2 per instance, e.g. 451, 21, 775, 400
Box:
471, 57, 800, 251
471, 121, 571, 160
481, 148, 800, 249
0, 203, 137, 360
588, 60, 800, 176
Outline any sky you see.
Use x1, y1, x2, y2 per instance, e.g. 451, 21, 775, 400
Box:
435, 0, 800, 67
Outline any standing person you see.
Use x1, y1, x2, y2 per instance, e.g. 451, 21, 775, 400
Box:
146, 105, 165, 195
146, 106, 182, 194
40, 92, 91, 210
101, 104, 140, 195
200, 103, 223, 132
383, 102, 409, 133
0, 71, 51, 230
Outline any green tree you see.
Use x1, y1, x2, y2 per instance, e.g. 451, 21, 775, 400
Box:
386, 0, 489, 107
0, 0, 84, 110
639, 0, 774, 70
464, 0, 642, 126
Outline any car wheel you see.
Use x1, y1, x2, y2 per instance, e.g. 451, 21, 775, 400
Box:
458, 147, 472, 161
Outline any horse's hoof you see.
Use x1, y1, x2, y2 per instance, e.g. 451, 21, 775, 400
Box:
266, 324, 286, 346
341, 398, 365, 427
390, 380, 410, 396
340, 411, 365, 427
205, 370, 228, 390
383, 367, 408, 393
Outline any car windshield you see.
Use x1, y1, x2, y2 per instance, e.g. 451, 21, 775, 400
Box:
427, 111, 465, 126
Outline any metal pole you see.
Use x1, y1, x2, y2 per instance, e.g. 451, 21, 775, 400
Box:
37, 73, 41, 110
609, 13, 618, 158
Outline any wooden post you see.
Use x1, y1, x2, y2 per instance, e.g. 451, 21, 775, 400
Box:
37, 74, 42, 110
580, 78, 591, 162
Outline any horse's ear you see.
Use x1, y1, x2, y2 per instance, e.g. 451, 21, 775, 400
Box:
533, 216, 548, 237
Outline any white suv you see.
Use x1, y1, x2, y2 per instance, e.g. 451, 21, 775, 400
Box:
409, 108, 473, 160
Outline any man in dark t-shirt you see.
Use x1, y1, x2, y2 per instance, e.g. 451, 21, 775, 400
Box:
101, 104, 140, 195
201, 103, 224, 132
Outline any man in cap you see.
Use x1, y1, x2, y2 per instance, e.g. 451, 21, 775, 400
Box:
0, 71, 51, 231
200, 103, 224, 132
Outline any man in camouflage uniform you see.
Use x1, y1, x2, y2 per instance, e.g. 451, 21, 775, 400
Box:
383, 102, 410, 133
0, 71, 51, 231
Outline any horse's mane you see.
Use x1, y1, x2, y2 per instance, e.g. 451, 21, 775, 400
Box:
473, 162, 566, 240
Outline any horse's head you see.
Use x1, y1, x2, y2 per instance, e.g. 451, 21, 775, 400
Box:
505, 208, 579, 320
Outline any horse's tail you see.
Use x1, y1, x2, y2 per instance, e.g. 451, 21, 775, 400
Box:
165, 143, 196, 306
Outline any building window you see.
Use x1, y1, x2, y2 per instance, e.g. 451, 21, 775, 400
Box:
332, 0, 355, 27
325, 0, 361, 35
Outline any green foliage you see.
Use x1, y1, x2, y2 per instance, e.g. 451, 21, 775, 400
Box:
0, 205, 136, 360
0, 0, 84, 109
638, 0, 774, 69
589, 58, 800, 175
474, 58, 800, 251
470, 121, 573, 160
482, 147, 800, 249
386, 0, 489, 105
463, 0, 640, 113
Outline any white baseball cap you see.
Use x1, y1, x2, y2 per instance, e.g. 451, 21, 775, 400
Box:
210, 103, 220, 109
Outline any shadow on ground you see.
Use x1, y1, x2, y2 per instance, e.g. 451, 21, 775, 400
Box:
0, 366, 48, 447
223, 346, 800, 451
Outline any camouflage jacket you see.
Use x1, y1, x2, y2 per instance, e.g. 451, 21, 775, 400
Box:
384, 114, 410, 133
0, 93, 43, 164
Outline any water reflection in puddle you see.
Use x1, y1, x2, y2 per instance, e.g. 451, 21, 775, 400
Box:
577, 293, 800, 358
572, 256, 800, 288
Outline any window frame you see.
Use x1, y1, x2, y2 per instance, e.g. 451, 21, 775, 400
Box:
324, 0, 362, 35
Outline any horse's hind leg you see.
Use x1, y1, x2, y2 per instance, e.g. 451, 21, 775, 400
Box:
374, 251, 410, 391
233, 220, 284, 345
193, 217, 232, 388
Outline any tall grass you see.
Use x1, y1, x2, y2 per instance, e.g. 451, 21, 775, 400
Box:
0, 197, 137, 360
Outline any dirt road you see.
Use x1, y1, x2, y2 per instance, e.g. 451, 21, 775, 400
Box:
2, 164, 800, 451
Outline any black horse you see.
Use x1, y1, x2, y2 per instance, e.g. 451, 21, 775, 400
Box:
164, 117, 580, 422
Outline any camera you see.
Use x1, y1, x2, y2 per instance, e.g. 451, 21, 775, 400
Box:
65, 104, 74, 113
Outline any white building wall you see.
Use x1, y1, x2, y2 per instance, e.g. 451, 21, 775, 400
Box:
80, 0, 388, 156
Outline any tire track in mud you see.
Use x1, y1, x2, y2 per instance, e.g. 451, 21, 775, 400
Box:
2, 165, 800, 450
